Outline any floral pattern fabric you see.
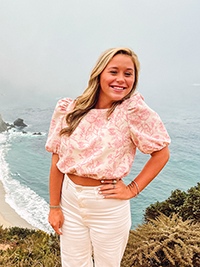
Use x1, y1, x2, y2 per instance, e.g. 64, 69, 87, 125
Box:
45, 92, 171, 180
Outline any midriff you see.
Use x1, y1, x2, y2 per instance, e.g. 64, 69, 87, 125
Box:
67, 173, 102, 186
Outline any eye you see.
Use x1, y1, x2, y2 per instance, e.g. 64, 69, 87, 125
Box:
110, 71, 117, 74
125, 72, 132, 76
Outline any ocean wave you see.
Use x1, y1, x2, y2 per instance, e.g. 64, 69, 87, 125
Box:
4, 179, 53, 234
0, 133, 53, 234
7, 129, 46, 139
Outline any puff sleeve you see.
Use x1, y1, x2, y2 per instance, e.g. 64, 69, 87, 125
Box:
127, 92, 171, 154
45, 98, 73, 154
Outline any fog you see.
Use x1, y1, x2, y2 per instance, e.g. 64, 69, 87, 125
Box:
0, 0, 199, 108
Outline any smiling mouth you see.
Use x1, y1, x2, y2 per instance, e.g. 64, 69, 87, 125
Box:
111, 86, 125, 91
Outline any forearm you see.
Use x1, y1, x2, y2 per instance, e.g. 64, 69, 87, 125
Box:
131, 146, 170, 194
49, 153, 64, 206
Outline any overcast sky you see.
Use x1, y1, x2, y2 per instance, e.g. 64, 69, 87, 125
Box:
0, 0, 199, 108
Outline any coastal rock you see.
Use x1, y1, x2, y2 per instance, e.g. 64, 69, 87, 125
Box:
33, 132, 42, 135
0, 114, 8, 133
13, 118, 27, 128
6, 123, 15, 130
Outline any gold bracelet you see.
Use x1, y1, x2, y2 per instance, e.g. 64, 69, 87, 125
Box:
129, 180, 140, 198
49, 204, 61, 209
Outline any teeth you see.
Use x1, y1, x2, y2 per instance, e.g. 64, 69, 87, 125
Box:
112, 86, 124, 90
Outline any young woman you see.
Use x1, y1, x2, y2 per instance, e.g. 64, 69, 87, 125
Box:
46, 47, 171, 267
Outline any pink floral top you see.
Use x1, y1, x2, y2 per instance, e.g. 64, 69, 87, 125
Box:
45, 92, 171, 180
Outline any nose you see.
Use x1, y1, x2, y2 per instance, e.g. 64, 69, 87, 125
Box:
116, 73, 125, 83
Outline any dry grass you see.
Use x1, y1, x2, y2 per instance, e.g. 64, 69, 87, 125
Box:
1, 213, 200, 266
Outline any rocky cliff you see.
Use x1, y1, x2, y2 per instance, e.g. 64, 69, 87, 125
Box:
0, 114, 8, 133
0, 114, 27, 133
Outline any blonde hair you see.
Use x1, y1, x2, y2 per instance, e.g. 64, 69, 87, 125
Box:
60, 47, 140, 136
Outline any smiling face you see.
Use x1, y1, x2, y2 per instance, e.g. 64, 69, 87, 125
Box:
97, 54, 135, 109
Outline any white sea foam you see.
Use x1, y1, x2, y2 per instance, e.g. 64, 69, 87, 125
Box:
7, 129, 46, 139
0, 133, 53, 234
4, 180, 53, 233
0, 134, 10, 183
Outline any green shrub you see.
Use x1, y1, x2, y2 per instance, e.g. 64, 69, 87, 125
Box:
121, 213, 200, 267
1, 214, 200, 267
144, 183, 200, 222
0, 226, 61, 266
1, 181, 200, 267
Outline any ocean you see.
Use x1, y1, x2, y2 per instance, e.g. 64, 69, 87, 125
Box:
0, 85, 200, 234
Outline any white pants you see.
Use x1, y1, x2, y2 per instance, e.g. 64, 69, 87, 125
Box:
60, 175, 131, 267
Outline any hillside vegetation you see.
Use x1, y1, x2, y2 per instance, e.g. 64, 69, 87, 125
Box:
1, 183, 200, 266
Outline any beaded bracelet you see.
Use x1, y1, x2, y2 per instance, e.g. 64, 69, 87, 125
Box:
49, 204, 61, 209
129, 180, 140, 198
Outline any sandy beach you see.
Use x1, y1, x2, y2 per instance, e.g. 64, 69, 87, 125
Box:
0, 181, 37, 229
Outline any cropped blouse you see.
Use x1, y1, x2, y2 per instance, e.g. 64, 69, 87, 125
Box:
45, 92, 171, 180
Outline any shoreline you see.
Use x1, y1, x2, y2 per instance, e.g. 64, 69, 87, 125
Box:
0, 181, 37, 230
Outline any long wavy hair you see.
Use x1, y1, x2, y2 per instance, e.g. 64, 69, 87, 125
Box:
60, 47, 140, 136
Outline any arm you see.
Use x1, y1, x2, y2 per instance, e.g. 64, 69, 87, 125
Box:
130, 146, 170, 195
48, 153, 65, 235
99, 146, 170, 199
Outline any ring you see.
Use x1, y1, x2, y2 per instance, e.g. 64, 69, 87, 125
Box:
113, 180, 117, 184
113, 185, 115, 189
